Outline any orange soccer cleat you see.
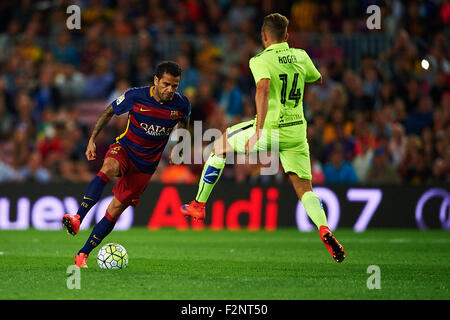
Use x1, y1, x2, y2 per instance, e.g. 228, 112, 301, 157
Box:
62, 214, 81, 236
74, 253, 88, 268
319, 226, 346, 263
180, 200, 206, 221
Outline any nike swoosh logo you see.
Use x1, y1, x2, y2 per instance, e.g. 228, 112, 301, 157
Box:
93, 235, 101, 240
205, 172, 219, 177
140, 108, 152, 112
83, 196, 94, 201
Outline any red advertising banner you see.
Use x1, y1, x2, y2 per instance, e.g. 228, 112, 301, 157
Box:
0, 183, 448, 231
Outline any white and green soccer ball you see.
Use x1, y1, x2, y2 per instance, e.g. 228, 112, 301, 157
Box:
97, 243, 128, 269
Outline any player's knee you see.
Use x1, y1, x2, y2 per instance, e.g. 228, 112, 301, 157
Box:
212, 133, 227, 157
100, 160, 120, 179
288, 172, 312, 199
107, 198, 127, 219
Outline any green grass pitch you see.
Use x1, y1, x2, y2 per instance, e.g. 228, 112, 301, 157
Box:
0, 228, 449, 300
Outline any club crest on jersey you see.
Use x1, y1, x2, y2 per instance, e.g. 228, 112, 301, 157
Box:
170, 110, 182, 120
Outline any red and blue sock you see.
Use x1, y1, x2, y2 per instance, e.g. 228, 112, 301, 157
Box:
77, 172, 110, 222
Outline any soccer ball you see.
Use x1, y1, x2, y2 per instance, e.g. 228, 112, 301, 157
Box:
97, 243, 128, 269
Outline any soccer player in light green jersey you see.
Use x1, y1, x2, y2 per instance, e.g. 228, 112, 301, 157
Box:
181, 13, 345, 262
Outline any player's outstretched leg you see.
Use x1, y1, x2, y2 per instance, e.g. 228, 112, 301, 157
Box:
74, 197, 126, 268
181, 152, 226, 221
63, 159, 118, 236
181, 133, 229, 221
288, 173, 345, 263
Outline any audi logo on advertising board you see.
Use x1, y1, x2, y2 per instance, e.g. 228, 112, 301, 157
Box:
0, 183, 448, 231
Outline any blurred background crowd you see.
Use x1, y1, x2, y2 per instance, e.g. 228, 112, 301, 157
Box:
0, 0, 448, 186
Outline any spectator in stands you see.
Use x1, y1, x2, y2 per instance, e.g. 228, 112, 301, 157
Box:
404, 95, 434, 136
323, 144, 359, 185
84, 56, 115, 99
54, 64, 86, 103
176, 54, 200, 94
322, 107, 353, 146
398, 135, 432, 185
0, 92, 14, 140
352, 138, 374, 183
312, 33, 344, 80
290, 0, 319, 32
324, 123, 355, 162
0, 1, 447, 185
366, 147, 400, 184
108, 79, 130, 105
347, 74, 375, 117
18, 151, 51, 183
321, 83, 346, 119
191, 82, 217, 123
307, 111, 327, 164
37, 121, 64, 165
51, 31, 80, 66
311, 155, 325, 185
389, 123, 407, 168
0, 20, 21, 62
227, 0, 257, 31
218, 75, 243, 122
32, 65, 61, 122
0, 159, 22, 182
429, 71, 448, 105
430, 157, 448, 183
352, 117, 377, 181
362, 67, 381, 100
312, 65, 336, 105
329, 0, 345, 32
422, 126, 436, 165
371, 109, 392, 143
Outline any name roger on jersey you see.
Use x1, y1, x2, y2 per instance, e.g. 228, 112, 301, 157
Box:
278, 55, 297, 64
140, 123, 173, 136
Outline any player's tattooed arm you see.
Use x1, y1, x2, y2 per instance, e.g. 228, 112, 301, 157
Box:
85, 104, 115, 161
90, 104, 115, 141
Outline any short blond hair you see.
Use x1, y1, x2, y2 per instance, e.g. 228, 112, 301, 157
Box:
262, 13, 289, 41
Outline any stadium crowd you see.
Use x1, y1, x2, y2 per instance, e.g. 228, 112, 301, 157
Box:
0, 0, 448, 185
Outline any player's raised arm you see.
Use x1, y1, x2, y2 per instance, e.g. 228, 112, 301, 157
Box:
86, 104, 115, 161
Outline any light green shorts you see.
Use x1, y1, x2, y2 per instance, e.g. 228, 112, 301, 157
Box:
225, 119, 312, 180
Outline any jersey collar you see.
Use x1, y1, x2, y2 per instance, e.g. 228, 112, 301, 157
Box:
264, 42, 289, 52
149, 85, 165, 105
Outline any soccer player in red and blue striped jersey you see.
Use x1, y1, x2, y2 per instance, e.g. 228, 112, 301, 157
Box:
62, 61, 191, 268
